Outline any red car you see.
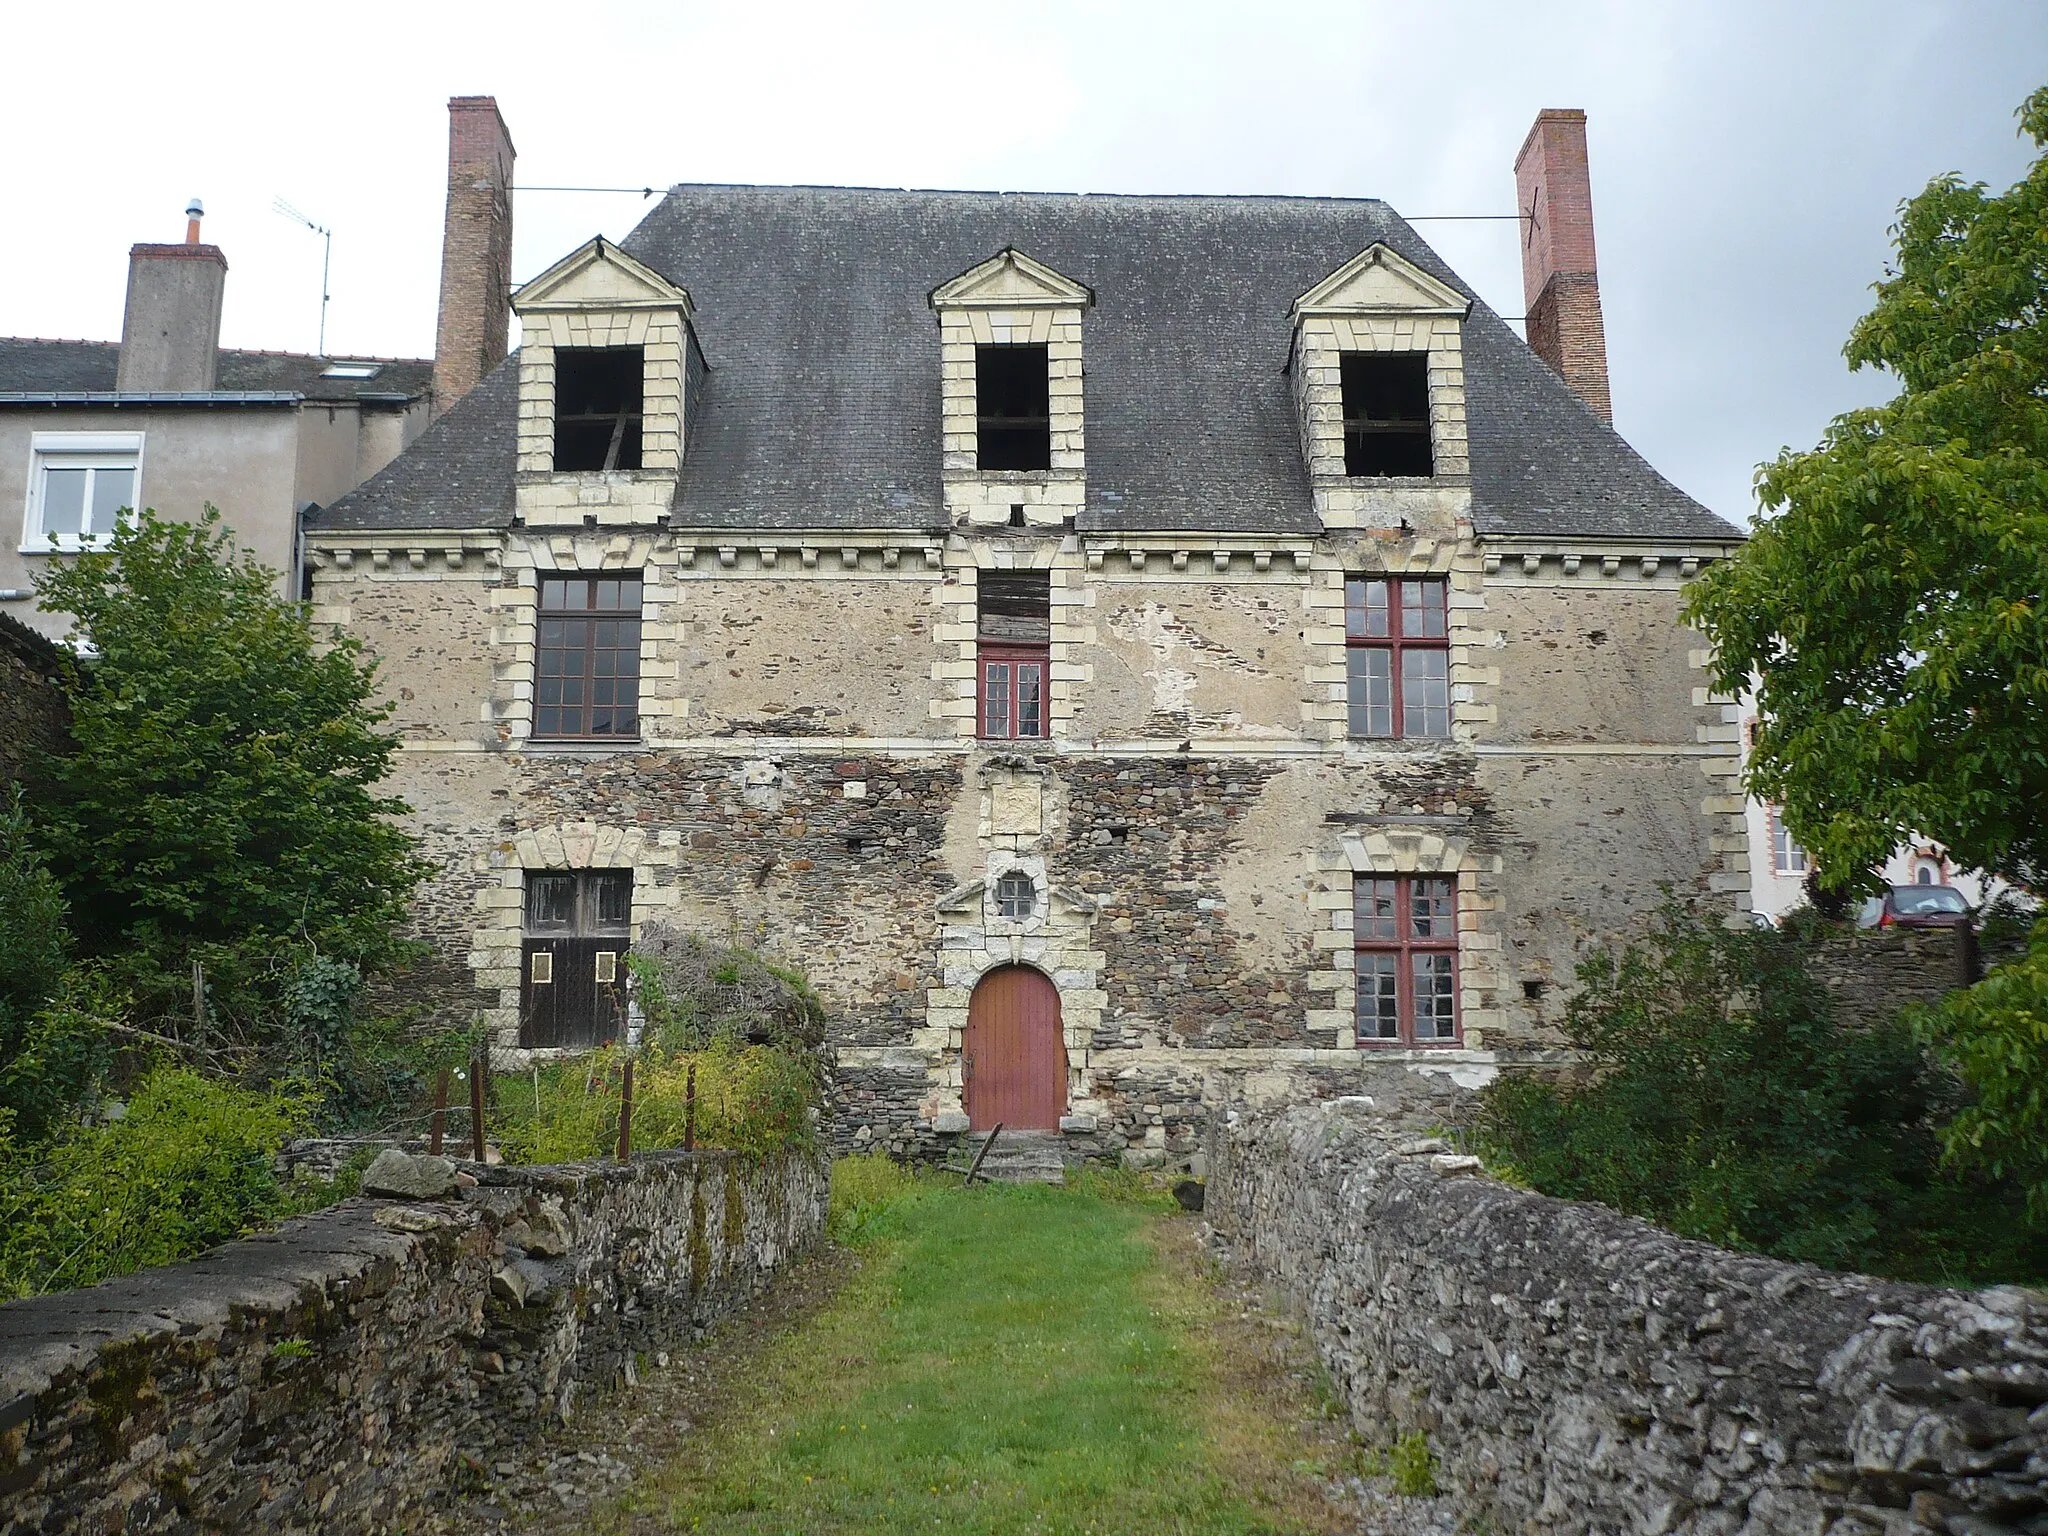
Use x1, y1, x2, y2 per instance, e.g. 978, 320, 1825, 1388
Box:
1869, 883, 1973, 929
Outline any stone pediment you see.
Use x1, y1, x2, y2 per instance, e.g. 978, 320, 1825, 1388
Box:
514, 236, 693, 314
930, 248, 1094, 310
937, 879, 987, 915
1291, 244, 1469, 319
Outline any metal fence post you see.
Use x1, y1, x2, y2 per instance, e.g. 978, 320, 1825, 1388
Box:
470, 1049, 487, 1162
617, 1057, 636, 1162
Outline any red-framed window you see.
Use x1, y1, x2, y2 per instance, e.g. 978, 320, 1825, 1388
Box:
1346, 576, 1449, 739
979, 645, 1047, 739
1355, 875, 1460, 1045
534, 575, 642, 740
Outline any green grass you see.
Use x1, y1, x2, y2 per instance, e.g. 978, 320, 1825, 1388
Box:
620, 1178, 1334, 1534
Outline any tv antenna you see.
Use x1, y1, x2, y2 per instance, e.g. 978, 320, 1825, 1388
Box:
272, 197, 333, 356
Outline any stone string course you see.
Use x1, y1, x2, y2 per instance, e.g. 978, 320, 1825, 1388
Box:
1210, 1104, 2048, 1536
0, 1148, 826, 1536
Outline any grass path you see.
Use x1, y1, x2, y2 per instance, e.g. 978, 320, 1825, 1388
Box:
604, 1180, 1350, 1535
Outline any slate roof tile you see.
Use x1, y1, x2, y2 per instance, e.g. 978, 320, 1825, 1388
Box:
309, 184, 1739, 542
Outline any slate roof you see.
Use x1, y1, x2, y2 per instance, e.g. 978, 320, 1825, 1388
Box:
0, 338, 432, 404
311, 184, 1737, 541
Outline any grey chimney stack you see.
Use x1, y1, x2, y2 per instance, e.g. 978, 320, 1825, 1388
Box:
116, 201, 227, 392
1514, 109, 1612, 424
433, 96, 516, 413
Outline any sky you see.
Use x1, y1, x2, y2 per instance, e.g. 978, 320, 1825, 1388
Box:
2, 1, 2041, 526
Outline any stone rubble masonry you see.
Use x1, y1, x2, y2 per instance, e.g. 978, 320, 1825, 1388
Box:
433, 96, 515, 414
1806, 924, 2029, 1033
1210, 1103, 2048, 1535
0, 1148, 826, 1536
0, 613, 69, 793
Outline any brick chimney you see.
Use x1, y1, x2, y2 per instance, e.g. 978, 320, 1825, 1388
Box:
116, 200, 226, 392
1514, 109, 1611, 423
433, 96, 515, 413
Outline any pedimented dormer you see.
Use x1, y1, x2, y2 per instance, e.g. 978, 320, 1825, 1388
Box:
1291, 243, 1472, 532
513, 237, 702, 526
930, 248, 1093, 530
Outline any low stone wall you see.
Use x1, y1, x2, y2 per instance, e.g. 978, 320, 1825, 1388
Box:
0, 1148, 827, 1536
1806, 925, 2027, 1031
0, 612, 70, 793
1210, 1104, 2048, 1535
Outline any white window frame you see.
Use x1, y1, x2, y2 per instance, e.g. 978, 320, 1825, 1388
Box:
1769, 808, 1809, 876
22, 432, 144, 553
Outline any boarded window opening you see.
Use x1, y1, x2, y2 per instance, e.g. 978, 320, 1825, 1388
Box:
977, 344, 1051, 471
1341, 354, 1433, 477
554, 347, 645, 471
978, 571, 1051, 740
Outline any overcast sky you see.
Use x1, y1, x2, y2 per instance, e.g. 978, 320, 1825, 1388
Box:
3, 1, 2041, 525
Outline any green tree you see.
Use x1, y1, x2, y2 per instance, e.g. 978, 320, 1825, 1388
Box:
32, 507, 428, 1020
1476, 904, 2045, 1283
1684, 87, 2048, 890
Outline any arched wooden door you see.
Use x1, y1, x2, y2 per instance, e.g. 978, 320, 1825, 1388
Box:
963, 966, 1066, 1131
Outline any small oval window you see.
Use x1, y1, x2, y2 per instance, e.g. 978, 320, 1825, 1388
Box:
994, 871, 1036, 918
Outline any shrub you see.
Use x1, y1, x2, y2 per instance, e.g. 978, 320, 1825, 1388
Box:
1912, 918, 2048, 1220
1476, 902, 2046, 1283
0, 1066, 313, 1299
495, 1037, 819, 1165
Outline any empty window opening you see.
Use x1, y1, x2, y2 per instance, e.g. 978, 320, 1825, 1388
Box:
521, 869, 633, 1049
1345, 577, 1450, 739
977, 344, 1051, 471
534, 575, 643, 740
994, 871, 1037, 918
978, 571, 1051, 740
1009, 503, 1027, 528
1341, 354, 1433, 477
554, 347, 644, 471
1355, 875, 1459, 1046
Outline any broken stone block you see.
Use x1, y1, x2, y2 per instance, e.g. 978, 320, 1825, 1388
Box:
361, 1149, 458, 1200
1058, 1115, 1097, 1133
934, 1112, 970, 1134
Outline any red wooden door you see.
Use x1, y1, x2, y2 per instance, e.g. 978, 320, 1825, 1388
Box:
963, 966, 1066, 1131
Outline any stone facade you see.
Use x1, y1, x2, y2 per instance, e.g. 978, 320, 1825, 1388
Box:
0, 613, 69, 792
304, 181, 1746, 1168
1210, 1103, 2048, 1535
0, 1148, 825, 1536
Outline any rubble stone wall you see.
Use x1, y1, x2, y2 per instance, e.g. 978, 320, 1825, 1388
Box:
0, 1148, 826, 1536
0, 612, 69, 792
1209, 1103, 2048, 1535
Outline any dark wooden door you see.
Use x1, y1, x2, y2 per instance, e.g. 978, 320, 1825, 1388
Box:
963, 966, 1066, 1131
519, 871, 631, 1048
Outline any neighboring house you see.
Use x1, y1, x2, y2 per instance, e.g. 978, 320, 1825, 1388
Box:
306, 107, 1746, 1167
1739, 704, 2003, 922
0, 176, 460, 638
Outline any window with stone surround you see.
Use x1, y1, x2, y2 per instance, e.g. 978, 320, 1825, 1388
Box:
1354, 875, 1459, 1045
976, 344, 1052, 470
1340, 353, 1433, 477
994, 871, 1036, 918
534, 575, 642, 740
553, 347, 645, 471
978, 571, 1050, 740
1346, 577, 1449, 739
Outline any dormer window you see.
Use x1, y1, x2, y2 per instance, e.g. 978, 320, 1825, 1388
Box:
1341, 355, 1433, 477
554, 347, 645, 471
976, 345, 1052, 470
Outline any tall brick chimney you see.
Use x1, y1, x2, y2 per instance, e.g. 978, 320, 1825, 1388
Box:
1514, 108, 1611, 423
116, 200, 227, 392
433, 96, 515, 413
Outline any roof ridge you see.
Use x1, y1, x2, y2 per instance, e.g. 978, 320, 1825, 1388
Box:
652, 182, 1401, 208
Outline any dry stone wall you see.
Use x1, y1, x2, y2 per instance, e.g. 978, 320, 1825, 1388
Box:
0, 613, 69, 792
0, 1148, 826, 1536
1210, 1103, 2048, 1536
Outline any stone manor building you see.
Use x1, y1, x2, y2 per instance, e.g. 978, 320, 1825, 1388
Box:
307, 102, 1743, 1165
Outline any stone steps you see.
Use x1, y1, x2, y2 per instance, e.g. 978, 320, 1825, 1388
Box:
952, 1130, 1068, 1185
